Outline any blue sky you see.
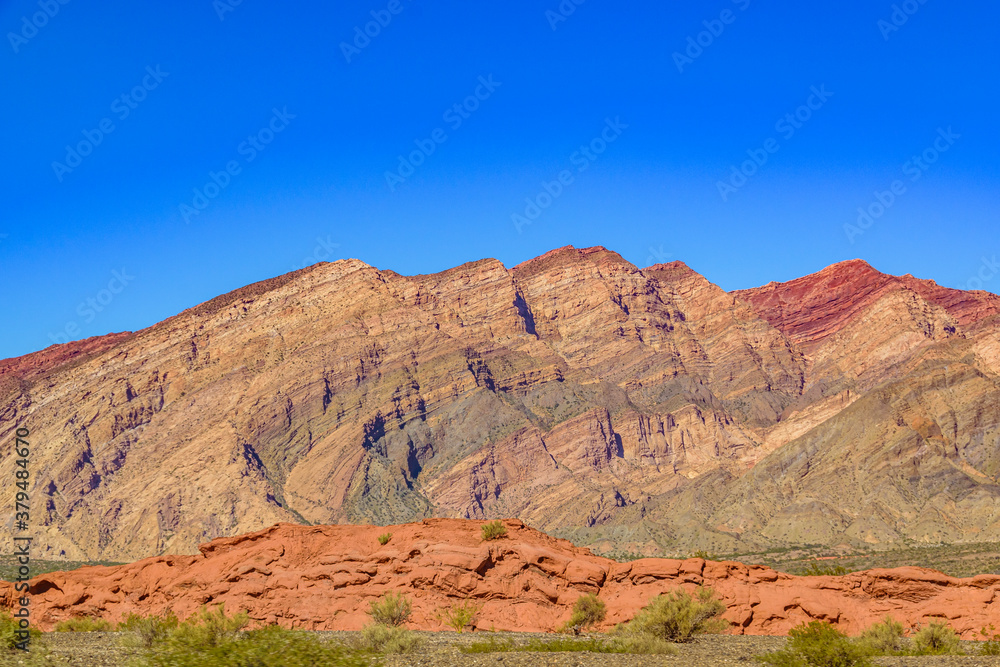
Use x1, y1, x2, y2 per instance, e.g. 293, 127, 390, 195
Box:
2, 0, 998, 360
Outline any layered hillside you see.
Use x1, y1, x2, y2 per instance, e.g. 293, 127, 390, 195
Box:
2, 247, 999, 561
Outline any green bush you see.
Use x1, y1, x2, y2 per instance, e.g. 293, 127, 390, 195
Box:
856, 616, 905, 655
561, 593, 607, 633
124, 606, 372, 667
53, 616, 113, 632
367, 592, 412, 627
163, 604, 249, 652
910, 620, 962, 655
117, 610, 180, 648
357, 623, 422, 654
143, 624, 370, 667
0, 646, 65, 667
436, 600, 479, 632
481, 520, 508, 541
622, 586, 729, 642
377, 532, 392, 545
980, 625, 1000, 655
0, 612, 61, 667
0, 611, 41, 651
801, 563, 849, 576
756, 621, 873, 667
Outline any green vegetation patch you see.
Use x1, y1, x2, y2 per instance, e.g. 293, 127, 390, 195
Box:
617, 586, 729, 642
0, 556, 126, 582
481, 520, 508, 541
756, 620, 874, 667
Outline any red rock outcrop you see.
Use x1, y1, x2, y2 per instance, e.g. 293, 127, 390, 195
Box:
3, 519, 998, 639
733, 259, 1000, 352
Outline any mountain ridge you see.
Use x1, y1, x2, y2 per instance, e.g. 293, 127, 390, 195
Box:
3, 247, 999, 562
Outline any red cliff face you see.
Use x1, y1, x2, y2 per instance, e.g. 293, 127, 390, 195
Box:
732, 259, 1000, 352
2, 248, 999, 561
3, 519, 998, 639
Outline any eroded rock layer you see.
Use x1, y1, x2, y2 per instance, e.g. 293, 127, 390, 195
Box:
2, 519, 998, 638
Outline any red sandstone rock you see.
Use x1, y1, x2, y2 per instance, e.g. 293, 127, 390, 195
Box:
3, 519, 998, 639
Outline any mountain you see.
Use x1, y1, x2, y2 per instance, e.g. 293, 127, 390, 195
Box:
2, 246, 999, 561
6, 518, 999, 638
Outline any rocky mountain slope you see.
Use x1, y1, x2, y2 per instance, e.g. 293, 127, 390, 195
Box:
2, 247, 999, 561
4, 518, 999, 638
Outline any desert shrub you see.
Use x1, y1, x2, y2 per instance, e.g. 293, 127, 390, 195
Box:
0, 611, 42, 650
436, 600, 479, 632
623, 586, 728, 642
377, 532, 392, 545
143, 624, 370, 667
604, 634, 677, 654
802, 563, 849, 576
367, 592, 412, 627
158, 604, 249, 655
910, 620, 962, 655
756, 621, 872, 667
53, 616, 113, 632
690, 550, 711, 560
481, 520, 507, 541
560, 593, 607, 633
117, 610, 180, 648
0, 612, 62, 667
856, 616, 905, 655
357, 623, 422, 654
0, 646, 65, 667
980, 624, 1000, 655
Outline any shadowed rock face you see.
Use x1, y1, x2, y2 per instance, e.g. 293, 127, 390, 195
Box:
3, 519, 999, 638
2, 247, 1000, 561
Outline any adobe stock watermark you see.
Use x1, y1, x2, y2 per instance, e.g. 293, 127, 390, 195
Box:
965, 256, 1000, 292
546, 0, 586, 30
511, 116, 628, 234
341, 0, 411, 63
716, 84, 833, 202
290, 236, 340, 272
645, 245, 672, 266
673, 0, 752, 74
385, 75, 502, 192
214, 0, 247, 21
878, 0, 930, 41
179, 107, 295, 223
51, 66, 170, 182
48, 268, 135, 346
844, 126, 959, 244
7, 0, 71, 54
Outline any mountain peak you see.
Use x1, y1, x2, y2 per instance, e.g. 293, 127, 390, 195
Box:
733, 258, 1000, 348
819, 258, 879, 274
510, 245, 633, 277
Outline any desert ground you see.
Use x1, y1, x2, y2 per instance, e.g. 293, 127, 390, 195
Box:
28, 631, 1000, 667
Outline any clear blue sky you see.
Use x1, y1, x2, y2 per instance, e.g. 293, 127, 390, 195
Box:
2, 0, 998, 360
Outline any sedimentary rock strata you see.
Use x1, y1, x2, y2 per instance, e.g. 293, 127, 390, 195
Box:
2, 247, 999, 560
3, 519, 997, 639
